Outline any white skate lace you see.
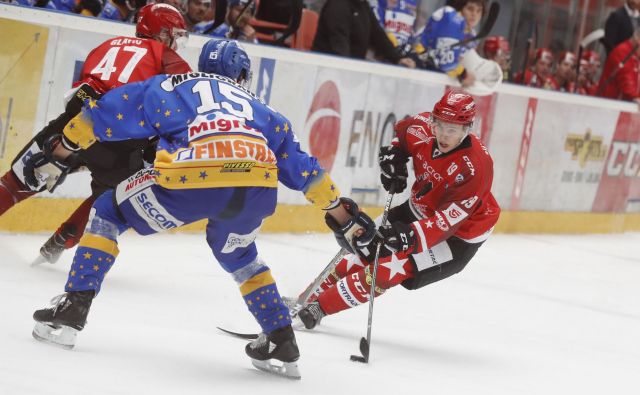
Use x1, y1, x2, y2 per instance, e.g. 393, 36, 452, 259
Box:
249, 333, 268, 349
48, 293, 68, 315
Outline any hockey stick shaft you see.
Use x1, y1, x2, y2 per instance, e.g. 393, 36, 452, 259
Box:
354, 192, 394, 363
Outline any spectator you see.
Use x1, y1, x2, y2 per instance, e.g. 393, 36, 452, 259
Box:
159, 0, 186, 13
580, 50, 601, 95
598, 27, 640, 105
545, 51, 576, 92
368, 0, 419, 54
226, 0, 257, 42
482, 35, 510, 80
514, 48, 554, 88
99, 0, 146, 22
184, 0, 213, 31
413, 0, 486, 87
312, 0, 416, 68
603, 0, 640, 55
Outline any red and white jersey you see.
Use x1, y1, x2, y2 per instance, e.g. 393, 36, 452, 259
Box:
394, 112, 500, 248
75, 36, 192, 94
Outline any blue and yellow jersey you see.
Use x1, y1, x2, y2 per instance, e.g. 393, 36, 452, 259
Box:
369, 0, 418, 48
63, 73, 340, 209
414, 6, 470, 77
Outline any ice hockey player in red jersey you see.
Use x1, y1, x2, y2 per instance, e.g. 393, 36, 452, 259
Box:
0, 3, 192, 264
297, 90, 501, 328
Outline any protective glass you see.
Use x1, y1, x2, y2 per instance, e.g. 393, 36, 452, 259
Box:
172, 29, 189, 51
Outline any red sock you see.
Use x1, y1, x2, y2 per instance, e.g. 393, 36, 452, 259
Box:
305, 253, 369, 303
0, 170, 37, 216
317, 252, 415, 315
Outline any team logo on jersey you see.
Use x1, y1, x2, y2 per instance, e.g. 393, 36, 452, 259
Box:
434, 212, 450, 231
188, 114, 259, 140
407, 125, 432, 142
443, 203, 468, 226
455, 173, 464, 184
564, 129, 607, 168
131, 189, 184, 232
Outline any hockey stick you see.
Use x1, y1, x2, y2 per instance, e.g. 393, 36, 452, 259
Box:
288, 248, 347, 317
203, 0, 229, 35
573, 29, 605, 93
350, 193, 394, 364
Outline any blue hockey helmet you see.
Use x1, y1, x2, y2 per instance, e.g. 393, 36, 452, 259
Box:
198, 39, 252, 88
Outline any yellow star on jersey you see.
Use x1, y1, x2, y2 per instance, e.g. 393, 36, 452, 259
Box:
70, 270, 76, 277
155, 122, 160, 128
88, 99, 98, 109
301, 170, 309, 178
106, 128, 112, 138
164, 110, 171, 117
122, 94, 129, 101
139, 120, 145, 127
68, 282, 73, 288
312, 170, 318, 176
83, 252, 92, 259
275, 125, 281, 133
116, 113, 123, 120
281, 152, 288, 159
283, 123, 290, 133
93, 264, 100, 272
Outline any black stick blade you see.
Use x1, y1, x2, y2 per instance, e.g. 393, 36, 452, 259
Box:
478, 2, 500, 39
359, 337, 370, 362
350, 355, 366, 363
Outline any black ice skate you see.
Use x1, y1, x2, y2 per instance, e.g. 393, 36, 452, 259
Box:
34, 224, 77, 265
32, 290, 94, 349
298, 301, 325, 330
245, 325, 301, 379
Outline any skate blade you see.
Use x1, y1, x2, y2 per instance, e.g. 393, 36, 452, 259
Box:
32, 322, 77, 350
250, 359, 301, 380
30, 256, 48, 267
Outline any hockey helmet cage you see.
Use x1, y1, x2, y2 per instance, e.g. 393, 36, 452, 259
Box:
136, 3, 188, 49
198, 39, 252, 87
432, 90, 476, 125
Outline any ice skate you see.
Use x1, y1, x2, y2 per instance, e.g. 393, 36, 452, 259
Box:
32, 290, 94, 349
297, 301, 325, 330
245, 325, 301, 379
35, 224, 77, 265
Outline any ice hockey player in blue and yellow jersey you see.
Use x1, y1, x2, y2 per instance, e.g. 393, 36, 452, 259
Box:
31, 39, 376, 380
414, 0, 485, 87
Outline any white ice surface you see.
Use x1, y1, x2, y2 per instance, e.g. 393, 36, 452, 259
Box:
1, 232, 639, 394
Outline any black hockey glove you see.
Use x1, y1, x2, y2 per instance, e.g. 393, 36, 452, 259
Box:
379, 142, 409, 194
378, 221, 417, 254
325, 197, 377, 255
23, 135, 81, 192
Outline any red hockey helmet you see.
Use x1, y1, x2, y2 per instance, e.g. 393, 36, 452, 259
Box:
432, 90, 476, 125
136, 3, 188, 49
483, 36, 510, 57
558, 51, 577, 66
534, 48, 554, 63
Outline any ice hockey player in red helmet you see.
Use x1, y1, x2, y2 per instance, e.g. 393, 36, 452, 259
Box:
514, 47, 554, 88
0, 3, 192, 266
297, 90, 501, 329
482, 35, 511, 80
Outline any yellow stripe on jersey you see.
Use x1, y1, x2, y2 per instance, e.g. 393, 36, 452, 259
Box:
79, 233, 119, 257
63, 112, 97, 149
240, 270, 275, 296
304, 172, 341, 210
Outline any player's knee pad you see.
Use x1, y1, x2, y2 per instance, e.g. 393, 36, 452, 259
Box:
84, 192, 128, 239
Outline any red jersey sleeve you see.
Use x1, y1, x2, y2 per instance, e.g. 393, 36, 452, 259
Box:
161, 47, 192, 74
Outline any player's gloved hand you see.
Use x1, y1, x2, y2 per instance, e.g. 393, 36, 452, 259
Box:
379, 139, 409, 193
325, 197, 376, 255
377, 221, 417, 254
23, 135, 80, 192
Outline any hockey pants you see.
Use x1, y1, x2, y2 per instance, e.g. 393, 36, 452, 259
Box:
64, 177, 291, 334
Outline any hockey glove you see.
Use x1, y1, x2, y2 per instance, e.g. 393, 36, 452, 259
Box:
379, 140, 409, 194
23, 135, 81, 192
325, 197, 376, 255
378, 221, 417, 254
